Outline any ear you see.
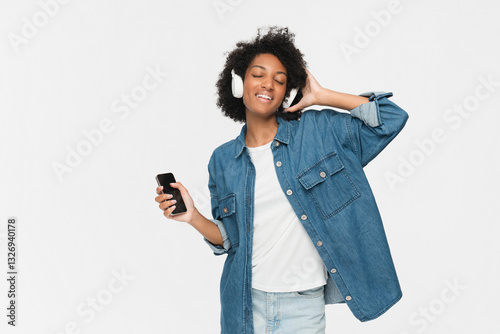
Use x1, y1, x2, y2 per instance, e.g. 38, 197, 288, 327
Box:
282, 88, 298, 108
231, 69, 244, 98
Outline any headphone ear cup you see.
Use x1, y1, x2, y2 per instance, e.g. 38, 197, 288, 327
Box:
282, 88, 298, 108
231, 69, 244, 98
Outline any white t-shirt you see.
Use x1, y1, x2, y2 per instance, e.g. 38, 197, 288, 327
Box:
247, 140, 328, 292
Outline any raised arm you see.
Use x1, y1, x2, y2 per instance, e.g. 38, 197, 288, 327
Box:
286, 68, 409, 167
283, 68, 369, 112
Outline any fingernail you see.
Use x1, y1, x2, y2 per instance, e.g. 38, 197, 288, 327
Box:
171, 205, 176, 210
160, 186, 163, 190
171, 199, 177, 204
167, 194, 173, 198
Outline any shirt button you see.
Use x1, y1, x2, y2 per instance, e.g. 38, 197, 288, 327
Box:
320, 171, 326, 178
345, 296, 352, 301
223, 207, 228, 214
316, 240, 323, 247
286, 189, 293, 196
276, 161, 282, 167
330, 268, 337, 273
274, 141, 280, 147
301, 214, 307, 220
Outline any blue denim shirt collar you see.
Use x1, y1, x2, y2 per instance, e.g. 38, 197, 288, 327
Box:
234, 116, 291, 158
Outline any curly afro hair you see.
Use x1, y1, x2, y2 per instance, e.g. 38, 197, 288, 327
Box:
216, 26, 307, 123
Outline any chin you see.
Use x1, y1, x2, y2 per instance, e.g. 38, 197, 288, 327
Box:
246, 106, 278, 118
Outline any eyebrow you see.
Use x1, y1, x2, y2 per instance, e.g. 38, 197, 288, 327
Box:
250, 65, 287, 76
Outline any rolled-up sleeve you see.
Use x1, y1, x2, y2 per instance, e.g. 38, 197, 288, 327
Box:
203, 152, 232, 255
347, 91, 409, 167
203, 218, 231, 255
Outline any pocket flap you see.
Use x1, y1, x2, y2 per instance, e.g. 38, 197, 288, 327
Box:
297, 152, 344, 190
219, 193, 236, 218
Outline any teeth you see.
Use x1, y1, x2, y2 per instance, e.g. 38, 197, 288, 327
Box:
257, 94, 272, 100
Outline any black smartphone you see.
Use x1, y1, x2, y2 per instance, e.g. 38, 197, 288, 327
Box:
155, 173, 187, 215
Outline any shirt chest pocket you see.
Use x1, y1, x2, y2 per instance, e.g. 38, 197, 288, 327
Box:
218, 193, 239, 248
297, 151, 360, 219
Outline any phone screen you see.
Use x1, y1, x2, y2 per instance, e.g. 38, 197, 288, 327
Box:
156, 173, 187, 215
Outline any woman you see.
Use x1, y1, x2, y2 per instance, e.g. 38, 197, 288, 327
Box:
155, 26, 409, 333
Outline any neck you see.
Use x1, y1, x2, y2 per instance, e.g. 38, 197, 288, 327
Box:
245, 114, 278, 148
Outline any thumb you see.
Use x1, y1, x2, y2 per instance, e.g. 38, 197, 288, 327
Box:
170, 181, 190, 196
284, 102, 303, 113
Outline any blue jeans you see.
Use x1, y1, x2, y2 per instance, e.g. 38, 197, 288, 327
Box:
252, 285, 326, 333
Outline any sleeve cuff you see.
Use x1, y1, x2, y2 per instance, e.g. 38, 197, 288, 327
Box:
203, 219, 231, 255
349, 91, 393, 127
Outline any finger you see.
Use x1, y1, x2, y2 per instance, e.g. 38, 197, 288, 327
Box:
156, 186, 164, 195
284, 102, 304, 113
284, 105, 298, 113
155, 193, 172, 203
159, 199, 177, 211
170, 181, 183, 190
170, 181, 189, 196
163, 205, 177, 218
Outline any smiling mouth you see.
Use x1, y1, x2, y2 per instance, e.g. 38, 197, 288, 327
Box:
256, 94, 273, 102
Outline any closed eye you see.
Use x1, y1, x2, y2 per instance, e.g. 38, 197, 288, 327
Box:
252, 75, 284, 85
252, 74, 285, 86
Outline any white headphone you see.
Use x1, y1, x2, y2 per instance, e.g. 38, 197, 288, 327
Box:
231, 69, 298, 109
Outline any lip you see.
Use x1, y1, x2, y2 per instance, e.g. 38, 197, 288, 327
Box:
255, 93, 273, 103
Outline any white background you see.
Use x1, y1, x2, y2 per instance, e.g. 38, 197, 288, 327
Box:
1, 0, 499, 333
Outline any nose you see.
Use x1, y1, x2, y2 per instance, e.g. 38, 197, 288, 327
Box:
261, 76, 274, 91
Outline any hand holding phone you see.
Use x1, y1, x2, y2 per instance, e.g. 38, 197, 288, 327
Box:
155, 173, 187, 215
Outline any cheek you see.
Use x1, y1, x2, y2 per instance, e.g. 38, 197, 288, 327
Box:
242, 80, 253, 99
242, 83, 251, 105
277, 87, 287, 103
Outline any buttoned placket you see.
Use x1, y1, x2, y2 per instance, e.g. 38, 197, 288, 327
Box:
272, 139, 324, 249
271, 137, 353, 306
244, 151, 257, 327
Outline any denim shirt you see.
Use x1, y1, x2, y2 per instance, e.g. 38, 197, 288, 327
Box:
204, 92, 409, 333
